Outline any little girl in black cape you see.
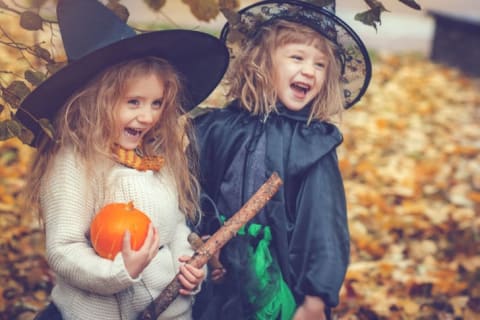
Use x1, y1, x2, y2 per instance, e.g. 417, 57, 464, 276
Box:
18, 0, 228, 319
192, 1, 371, 319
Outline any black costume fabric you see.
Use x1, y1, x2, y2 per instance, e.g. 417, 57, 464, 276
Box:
192, 100, 350, 320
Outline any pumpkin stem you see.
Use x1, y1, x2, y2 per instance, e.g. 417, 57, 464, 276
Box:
126, 201, 134, 211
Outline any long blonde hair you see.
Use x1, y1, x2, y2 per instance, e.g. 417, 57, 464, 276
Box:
225, 19, 344, 123
23, 57, 200, 223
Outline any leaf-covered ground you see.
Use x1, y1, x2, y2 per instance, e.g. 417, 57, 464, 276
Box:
0, 53, 479, 319
335, 54, 480, 319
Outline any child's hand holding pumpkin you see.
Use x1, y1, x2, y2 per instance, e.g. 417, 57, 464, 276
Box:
90, 202, 160, 278
121, 224, 160, 279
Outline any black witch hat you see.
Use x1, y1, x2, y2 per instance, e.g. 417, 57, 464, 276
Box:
220, 0, 371, 109
16, 0, 229, 146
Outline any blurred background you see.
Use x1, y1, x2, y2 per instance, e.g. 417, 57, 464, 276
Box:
124, 0, 480, 55
0, 0, 479, 319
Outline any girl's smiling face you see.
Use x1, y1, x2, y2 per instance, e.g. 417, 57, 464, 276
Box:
115, 74, 165, 150
272, 42, 328, 111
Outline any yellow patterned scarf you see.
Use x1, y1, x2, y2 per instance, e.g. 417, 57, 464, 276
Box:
112, 144, 165, 172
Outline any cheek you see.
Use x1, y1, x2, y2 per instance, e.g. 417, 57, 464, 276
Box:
114, 111, 128, 128
272, 62, 285, 84
113, 107, 133, 132
273, 70, 288, 91
152, 109, 164, 124
276, 65, 297, 87
314, 72, 327, 91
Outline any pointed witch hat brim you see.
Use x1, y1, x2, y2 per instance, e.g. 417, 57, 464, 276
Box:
16, 0, 229, 146
220, 0, 371, 109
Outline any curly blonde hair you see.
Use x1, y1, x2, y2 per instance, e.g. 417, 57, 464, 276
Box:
225, 19, 344, 123
23, 57, 200, 223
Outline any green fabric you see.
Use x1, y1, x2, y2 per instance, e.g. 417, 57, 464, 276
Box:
225, 218, 296, 319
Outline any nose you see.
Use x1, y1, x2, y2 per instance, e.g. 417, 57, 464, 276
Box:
137, 107, 154, 124
301, 62, 315, 77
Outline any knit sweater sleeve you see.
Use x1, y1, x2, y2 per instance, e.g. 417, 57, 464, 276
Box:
168, 212, 195, 269
40, 149, 138, 295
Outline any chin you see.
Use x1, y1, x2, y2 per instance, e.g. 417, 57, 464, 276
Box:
284, 104, 307, 112
117, 141, 139, 150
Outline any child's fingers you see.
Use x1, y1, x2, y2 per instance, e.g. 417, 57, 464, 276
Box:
143, 223, 155, 243
145, 224, 160, 257
146, 224, 159, 248
122, 224, 159, 263
177, 255, 191, 263
121, 230, 132, 253
136, 224, 155, 253
178, 287, 194, 296
211, 267, 226, 282
185, 263, 205, 279
176, 255, 205, 295
177, 273, 197, 291
177, 264, 205, 292
180, 264, 204, 283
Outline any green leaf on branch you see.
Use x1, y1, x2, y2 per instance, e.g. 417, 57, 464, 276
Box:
220, 7, 241, 26
183, 0, 219, 22
46, 62, 67, 75
19, 11, 43, 31
33, 45, 52, 62
355, 3, 388, 30
356, 0, 389, 29
143, 0, 167, 12
38, 118, 54, 140
17, 127, 34, 145
0, 121, 14, 141
0, 119, 33, 143
6, 119, 22, 136
2, 81, 31, 109
24, 70, 45, 87
398, 0, 421, 10
219, 6, 248, 48
355, 9, 380, 29
364, 0, 388, 10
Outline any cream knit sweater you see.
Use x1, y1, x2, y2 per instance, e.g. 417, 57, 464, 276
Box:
40, 148, 196, 320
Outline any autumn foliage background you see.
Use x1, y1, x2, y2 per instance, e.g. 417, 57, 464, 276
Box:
1, 1, 479, 319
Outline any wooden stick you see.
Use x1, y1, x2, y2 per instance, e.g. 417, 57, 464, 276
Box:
187, 232, 224, 271
137, 172, 283, 320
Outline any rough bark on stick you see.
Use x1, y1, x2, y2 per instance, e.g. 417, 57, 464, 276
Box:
137, 172, 283, 320
187, 232, 224, 270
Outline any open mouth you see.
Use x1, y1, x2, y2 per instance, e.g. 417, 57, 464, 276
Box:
291, 82, 311, 96
124, 127, 143, 137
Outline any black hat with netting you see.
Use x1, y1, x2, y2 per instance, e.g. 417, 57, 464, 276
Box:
220, 0, 372, 109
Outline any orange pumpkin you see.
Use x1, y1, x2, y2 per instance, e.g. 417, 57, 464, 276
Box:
90, 201, 151, 260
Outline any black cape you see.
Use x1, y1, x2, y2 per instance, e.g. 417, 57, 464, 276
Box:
192, 101, 350, 320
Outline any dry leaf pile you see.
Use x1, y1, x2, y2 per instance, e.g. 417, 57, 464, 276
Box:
0, 53, 479, 319
0, 140, 51, 320
336, 53, 480, 319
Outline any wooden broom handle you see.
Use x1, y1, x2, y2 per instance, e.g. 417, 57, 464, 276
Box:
187, 233, 224, 271
137, 172, 283, 320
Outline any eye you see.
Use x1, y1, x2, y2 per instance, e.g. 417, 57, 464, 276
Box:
315, 62, 326, 69
290, 55, 303, 61
127, 98, 140, 106
152, 99, 163, 110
